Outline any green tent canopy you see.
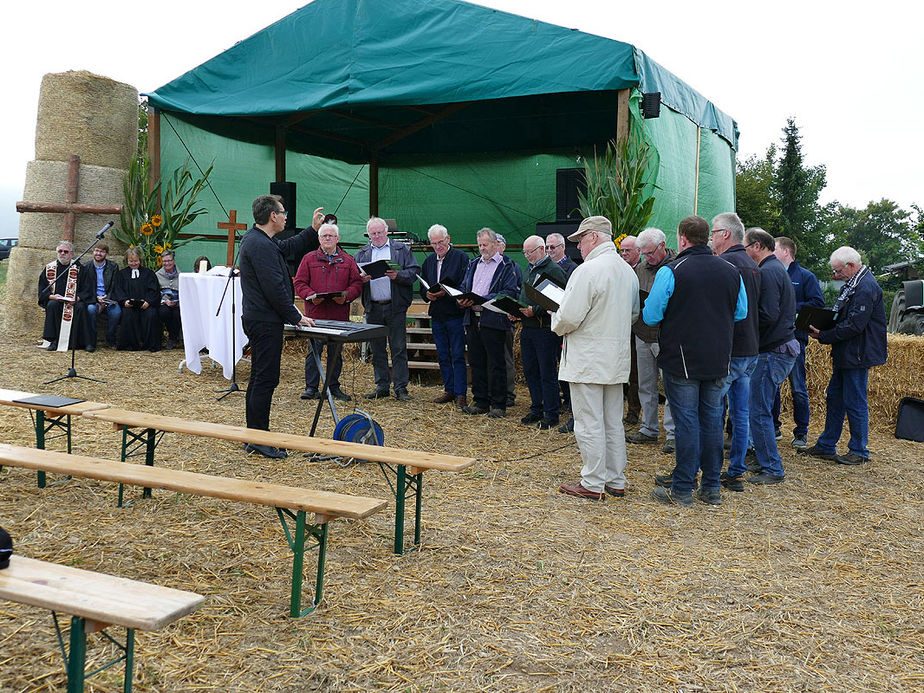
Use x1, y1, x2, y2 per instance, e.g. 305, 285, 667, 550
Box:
145, 0, 738, 260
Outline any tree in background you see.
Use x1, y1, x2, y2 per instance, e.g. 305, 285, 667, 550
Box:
734, 146, 776, 232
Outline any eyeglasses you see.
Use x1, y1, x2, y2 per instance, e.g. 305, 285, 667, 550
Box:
274, 209, 288, 217
523, 246, 542, 256
745, 241, 760, 249
711, 228, 726, 235
57, 249, 70, 254
546, 243, 562, 250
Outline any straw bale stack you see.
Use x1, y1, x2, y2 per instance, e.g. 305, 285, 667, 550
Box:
34, 70, 138, 168
2, 70, 136, 337
804, 334, 924, 426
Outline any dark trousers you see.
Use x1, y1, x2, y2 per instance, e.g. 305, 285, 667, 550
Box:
625, 335, 641, 418
158, 303, 182, 342
304, 339, 343, 390
365, 303, 409, 392
521, 326, 561, 420
42, 300, 90, 348
467, 320, 507, 409
432, 316, 467, 396
243, 318, 283, 431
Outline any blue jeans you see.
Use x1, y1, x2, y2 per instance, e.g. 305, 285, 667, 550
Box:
772, 345, 809, 438
662, 370, 729, 495
521, 326, 561, 419
432, 316, 467, 396
726, 355, 757, 477
816, 367, 870, 458
86, 301, 121, 345
749, 352, 796, 477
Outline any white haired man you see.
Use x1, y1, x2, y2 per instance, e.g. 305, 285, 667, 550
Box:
355, 217, 421, 401
38, 240, 95, 351
419, 224, 470, 408
630, 227, 675, 451
804, 246, 887, 465
554, 216, 639, 500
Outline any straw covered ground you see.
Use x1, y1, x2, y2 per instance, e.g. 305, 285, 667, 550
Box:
0, 326, 922, 692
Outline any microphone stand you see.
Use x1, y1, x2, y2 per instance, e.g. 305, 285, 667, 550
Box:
215, 235, 244, 401
44, 224, 112, 385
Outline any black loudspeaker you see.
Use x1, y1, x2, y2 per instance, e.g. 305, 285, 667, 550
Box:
556, 168, 586, 222
641, 92, 661, 119
270, 181, 297, 230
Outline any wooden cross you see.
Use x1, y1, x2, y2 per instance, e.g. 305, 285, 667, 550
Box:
217, 210, 248, 266
16, 154, 122, 242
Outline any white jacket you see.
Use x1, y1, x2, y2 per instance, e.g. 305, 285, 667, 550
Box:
552, 241, 640, 384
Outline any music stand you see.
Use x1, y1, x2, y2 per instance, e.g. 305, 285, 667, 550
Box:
43, 228, 110, 385
215, 241, 244, 401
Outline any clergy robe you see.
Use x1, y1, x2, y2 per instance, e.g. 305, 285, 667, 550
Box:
111, 266, 161, 351
37, 261, 94, 348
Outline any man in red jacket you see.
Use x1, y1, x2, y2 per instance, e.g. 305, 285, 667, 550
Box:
294, 223, 364, 401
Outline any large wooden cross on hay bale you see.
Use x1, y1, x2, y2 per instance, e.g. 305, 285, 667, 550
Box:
15, 154, 122, 242
217, 210, 248, 266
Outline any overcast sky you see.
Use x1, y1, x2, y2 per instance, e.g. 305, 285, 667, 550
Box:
2, 0, 921, 237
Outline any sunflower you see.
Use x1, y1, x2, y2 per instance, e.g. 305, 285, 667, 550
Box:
154, 244, 165, 254
151, 214, 163, 228
614, 233, 628, 249
140, 222, 154, 236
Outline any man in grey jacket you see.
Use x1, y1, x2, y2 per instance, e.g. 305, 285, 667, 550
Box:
355, 217, 421, 401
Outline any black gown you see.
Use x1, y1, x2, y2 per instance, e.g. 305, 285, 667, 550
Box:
111, 267, 161, 351
37, 261, 94, 348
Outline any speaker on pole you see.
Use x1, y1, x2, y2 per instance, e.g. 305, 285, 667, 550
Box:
270, 181, 297, 230
555, 168, 586, 222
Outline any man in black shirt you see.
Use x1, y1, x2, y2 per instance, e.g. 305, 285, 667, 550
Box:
238, 194, 323, 458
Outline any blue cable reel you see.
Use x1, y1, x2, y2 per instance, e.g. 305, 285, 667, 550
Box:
332, 410, 384, 465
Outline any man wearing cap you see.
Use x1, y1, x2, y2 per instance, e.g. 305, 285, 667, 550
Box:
355, 217, 421, 401
553, 216, 639, 500
643, 216, 747, 507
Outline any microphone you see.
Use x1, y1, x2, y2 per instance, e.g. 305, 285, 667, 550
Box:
96, 221, 114, 239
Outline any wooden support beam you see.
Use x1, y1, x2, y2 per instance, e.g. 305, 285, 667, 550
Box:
616, 89, 630, 143
375, 102, 470, 150
148, 108, 161, 193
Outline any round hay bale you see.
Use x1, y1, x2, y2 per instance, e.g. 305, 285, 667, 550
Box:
34, 70, 137, 169
18, 160, 128, 253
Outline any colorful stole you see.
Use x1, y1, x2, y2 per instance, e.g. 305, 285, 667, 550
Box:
45, 260, 80, 352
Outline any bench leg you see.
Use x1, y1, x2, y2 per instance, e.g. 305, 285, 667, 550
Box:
381, 463, 423, 555
66, 616, 87, 693
118, 426, 161, 507
277, 509, 329, 617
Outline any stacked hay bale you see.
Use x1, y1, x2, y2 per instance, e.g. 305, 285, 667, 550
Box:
801, 335, 924, 429
2, 70, 137, 337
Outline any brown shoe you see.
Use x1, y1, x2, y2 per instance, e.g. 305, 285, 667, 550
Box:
559, 482, 605, 500
433, 392, 455, 404
604, 485, 625, 498
454, 395, 467, 409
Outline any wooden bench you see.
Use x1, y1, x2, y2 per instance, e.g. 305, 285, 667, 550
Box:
0, 555, 204, 692
0, 443, 387, 617
81, 407, 477, 554
0, 388, 110, 487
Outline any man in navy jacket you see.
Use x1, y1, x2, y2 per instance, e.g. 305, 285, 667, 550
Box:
420, 224, 470, 408
771, 237, 825, 447
805, 246, 887, 465
458, 228, 518, 417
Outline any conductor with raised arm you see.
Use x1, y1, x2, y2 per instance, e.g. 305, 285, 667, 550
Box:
238, 194, 322, 458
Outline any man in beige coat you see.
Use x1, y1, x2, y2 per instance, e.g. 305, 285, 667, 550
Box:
552, 216, 640, 500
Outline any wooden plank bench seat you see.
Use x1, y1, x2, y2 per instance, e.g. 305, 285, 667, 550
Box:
0, 555, 204, 692
0, 443, 387, 617
81, 407, 477, 554
0, 388, 110, 487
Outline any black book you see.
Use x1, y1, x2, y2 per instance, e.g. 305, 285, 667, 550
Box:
795, 306, 838, 332
525, 279, 565, 312
483, 294, 529, 316
359, 259, 402, 279
307, 290, 347, 300
14, 395, 85, 408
